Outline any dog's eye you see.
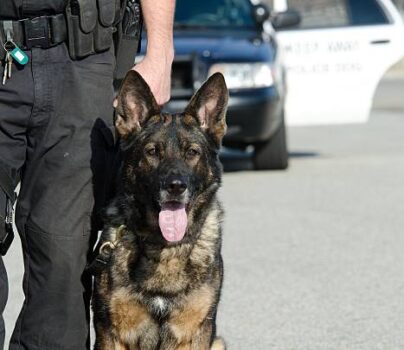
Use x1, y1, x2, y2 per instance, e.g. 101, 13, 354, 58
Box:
186, 148, 200, 158
146, 147, 157, 156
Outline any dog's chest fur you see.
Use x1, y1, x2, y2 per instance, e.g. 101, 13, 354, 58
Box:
107, 280, 218, 347
149, 296, 169, 316
97, 203, 223, 346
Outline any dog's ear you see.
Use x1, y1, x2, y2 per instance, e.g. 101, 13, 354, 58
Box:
115, 70, 160, 137
185, 73, 228, 147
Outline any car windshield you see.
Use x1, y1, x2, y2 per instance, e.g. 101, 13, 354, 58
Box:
175, 0, 256, 29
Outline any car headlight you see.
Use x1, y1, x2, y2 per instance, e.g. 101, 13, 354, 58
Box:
208, 63, 274, 89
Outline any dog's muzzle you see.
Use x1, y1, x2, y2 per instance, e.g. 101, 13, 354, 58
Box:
163, 175, 188, 196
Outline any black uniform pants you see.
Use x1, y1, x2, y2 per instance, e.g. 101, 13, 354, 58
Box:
0, 43, 117, 350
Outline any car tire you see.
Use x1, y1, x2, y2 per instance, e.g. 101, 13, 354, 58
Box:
253, 116, 289, 170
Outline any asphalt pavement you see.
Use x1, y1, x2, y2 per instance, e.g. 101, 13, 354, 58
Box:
3, 77, 404, 349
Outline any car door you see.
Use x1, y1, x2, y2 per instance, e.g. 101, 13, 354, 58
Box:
273, 0, 404, 125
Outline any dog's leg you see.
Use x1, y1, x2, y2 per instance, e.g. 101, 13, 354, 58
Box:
167, 333, 225, 350
94, 331, 118, 350
190, 318, 217, 350
164, 318, 220, 350
115, 341, 130, 350
190, 319, 226, 350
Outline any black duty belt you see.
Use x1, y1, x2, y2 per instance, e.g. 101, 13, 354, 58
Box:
0, 14, 67, 50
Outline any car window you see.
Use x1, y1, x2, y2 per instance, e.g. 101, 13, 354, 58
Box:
175, 0, 255, 28
286, 0, 349, 28
347, 0, 389, 25
279, 0, 389, 29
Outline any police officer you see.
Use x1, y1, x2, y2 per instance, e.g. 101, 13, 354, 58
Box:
0, 0, 175, 349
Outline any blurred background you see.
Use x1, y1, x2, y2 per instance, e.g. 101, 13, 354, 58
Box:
4, 0, 404, 349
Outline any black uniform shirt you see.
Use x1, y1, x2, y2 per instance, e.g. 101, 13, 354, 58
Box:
0, 0, 67, 19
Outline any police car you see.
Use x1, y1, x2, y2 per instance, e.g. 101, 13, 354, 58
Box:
273, 0, 404, 125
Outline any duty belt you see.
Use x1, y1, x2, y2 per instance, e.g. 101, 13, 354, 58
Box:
0, 14, 67, 50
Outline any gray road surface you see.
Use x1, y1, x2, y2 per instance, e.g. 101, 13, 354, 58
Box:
3, 79, 404, 349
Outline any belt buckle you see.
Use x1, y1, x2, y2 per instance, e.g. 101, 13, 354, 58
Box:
23, 16, 51, 49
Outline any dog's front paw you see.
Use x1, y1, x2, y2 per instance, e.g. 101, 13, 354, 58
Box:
211, 337, 226, 350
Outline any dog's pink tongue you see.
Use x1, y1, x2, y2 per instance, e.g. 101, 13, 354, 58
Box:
159, 203, 188, 242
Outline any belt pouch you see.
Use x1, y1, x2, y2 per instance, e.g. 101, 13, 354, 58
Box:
94, 0, 115, 52
0, 30, 6, 58
114, 0, 142, 80
66, 0, 97, 59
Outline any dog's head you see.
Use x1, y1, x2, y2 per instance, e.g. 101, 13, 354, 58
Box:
114, 71, 228, 244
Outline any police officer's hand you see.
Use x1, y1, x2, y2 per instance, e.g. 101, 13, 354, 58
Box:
131, 52, 173, 106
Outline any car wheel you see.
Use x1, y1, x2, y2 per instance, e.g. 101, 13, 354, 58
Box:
253, 117, 289, 170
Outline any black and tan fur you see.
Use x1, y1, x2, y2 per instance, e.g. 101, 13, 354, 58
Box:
93, 71, 229, 350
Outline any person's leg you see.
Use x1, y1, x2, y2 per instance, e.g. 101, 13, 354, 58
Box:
0, 53, 35, 349
9, 44, 116, 350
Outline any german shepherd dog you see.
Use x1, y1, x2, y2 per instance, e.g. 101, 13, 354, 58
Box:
93, 71, 228, 350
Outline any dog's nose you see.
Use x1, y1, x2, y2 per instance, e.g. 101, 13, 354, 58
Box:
164, 176, 187, 195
